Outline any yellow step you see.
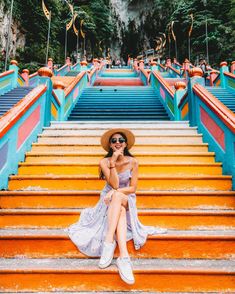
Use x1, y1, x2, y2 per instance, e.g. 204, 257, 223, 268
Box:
37, 135, 203, 145
1, 229, 235, 259
1, 191, 235, 210
31, 143, 210, 153
17, 163, 222, 176
1, 209, 234, 230
8, 175, 232, 191
25, 152, 216, 164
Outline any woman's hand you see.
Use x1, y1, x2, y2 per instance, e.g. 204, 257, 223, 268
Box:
111, 147, 124, 162
104, 189, 116, 205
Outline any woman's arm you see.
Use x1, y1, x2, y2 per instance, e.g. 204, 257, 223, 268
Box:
116, 158, 138, 195
100, 158, 119, 189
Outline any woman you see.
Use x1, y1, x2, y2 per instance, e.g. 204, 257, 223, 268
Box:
68, 128, 167, 285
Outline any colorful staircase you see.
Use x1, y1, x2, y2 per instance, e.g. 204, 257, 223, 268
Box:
0, 120, 235, 292
0, 87, 34, 117
68, 86, 169, 121
205, 87, 235, 113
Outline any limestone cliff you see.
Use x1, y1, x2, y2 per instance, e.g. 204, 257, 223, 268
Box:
0, 3, 25, 59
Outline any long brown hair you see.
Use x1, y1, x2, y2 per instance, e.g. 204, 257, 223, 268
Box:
99, 132, 134, 179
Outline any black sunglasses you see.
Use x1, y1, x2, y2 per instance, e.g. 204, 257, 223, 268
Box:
110, 137, 126, 144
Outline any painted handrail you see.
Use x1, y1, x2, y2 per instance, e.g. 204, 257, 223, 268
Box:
193, 84, 235, 132
90, 67, 98, 85
56, 63, 70, 76
192, 83, 235, 188
29, 72, 39, 87
224, 72, 235, 92
139, 68, 149, 85
52, 71, 88, 120
0, 70, 15, 95
150, 71, 175, 119
152, 71, 174, 97
167, 65, 181, 78
0, 85, 47, 189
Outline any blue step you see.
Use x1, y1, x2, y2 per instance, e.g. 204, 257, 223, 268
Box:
205, 87, 235, 113
0, 87, 34, 117
68, 86, 170, 121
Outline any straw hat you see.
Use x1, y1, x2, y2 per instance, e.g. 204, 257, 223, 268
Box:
100, 128, 135, 152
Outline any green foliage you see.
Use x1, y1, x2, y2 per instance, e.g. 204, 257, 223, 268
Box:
2, 0, 235, 67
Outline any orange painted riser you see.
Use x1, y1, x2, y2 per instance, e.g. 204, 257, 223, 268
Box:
0, 271, 234, 292
1, 211, 235, 229
17, 163, 223, 176
1, 236, 235, 259
93, 78, 144, 86
8, 176, 232, 191
1, 192, 235, 209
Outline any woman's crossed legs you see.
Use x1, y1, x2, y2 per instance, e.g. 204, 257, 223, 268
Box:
105, 191, 129, 258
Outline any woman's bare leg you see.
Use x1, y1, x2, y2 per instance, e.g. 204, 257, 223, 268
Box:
116, 206, 129, 257
105, 191, 128, 243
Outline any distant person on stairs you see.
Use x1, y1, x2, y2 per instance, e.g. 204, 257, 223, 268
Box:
67, 128, 167, 285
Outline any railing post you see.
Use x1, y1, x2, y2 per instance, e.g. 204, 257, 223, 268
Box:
220, 61, 229, 88
174, 81, 187, 120
48, 58, 53, 71
80, 60, 88, 71
150, 61, 158, 71
9, 60, 19, 88
53, 81, 65, 120
22, 69, 29, 87
188, 68, 204, 126
139, 60, 144, 69
38, 67, 53, 127
209, 70, 218, 86
231, 61, 235, 74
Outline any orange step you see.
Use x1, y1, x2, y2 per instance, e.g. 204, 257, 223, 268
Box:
1, 229, 235, 259
1, 209, 235, 230
17, 162, 223, 176
31, 143, 210, 153
0, 259, 234, 292
25, 151, 216, 164
1, 191, 234, 209
8, 175, 232, 191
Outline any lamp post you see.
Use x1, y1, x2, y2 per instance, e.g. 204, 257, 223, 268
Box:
4, 0, 14, 72
203, 0, 209, 64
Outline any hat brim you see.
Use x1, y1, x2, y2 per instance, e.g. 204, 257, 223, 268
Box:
100, 128, 135, 152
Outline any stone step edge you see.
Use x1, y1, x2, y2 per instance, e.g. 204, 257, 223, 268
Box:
44, 126, 198, 130
1, 229, 235, 240
0, 258, 234, 273
1, 190, 234, 196
50, 121, 190, 124
9, 175, 232, 180
18, 162, 222, 167
37, 134, 203, 138
1, 208, 235, 216
32, 143, 209, 147
25, 151, 215, 157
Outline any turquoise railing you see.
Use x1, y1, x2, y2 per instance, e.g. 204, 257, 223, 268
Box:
192, 83, 235, 188
0, 84, 48, 189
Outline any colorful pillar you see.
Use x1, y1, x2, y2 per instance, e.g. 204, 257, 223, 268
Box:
22, 69, 29, 87
38, 67, 53, 127
9, 60, 19, 88
230, 61, 235, 74
220, 61, 229, 88
150, 61, 158, 71
53, 80, 65, 120
139, 60, 144, 69
188, 67, 204, 126
80, 60, 88, 71
48, 58, 53, 70
174, 81, 187, 120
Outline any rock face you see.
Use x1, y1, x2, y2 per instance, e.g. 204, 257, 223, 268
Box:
0, 3, 25, 59
110, 0, 154, 58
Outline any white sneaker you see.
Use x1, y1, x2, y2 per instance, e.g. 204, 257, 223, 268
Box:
116, 256, 135, 285
99, 241, 116, 269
